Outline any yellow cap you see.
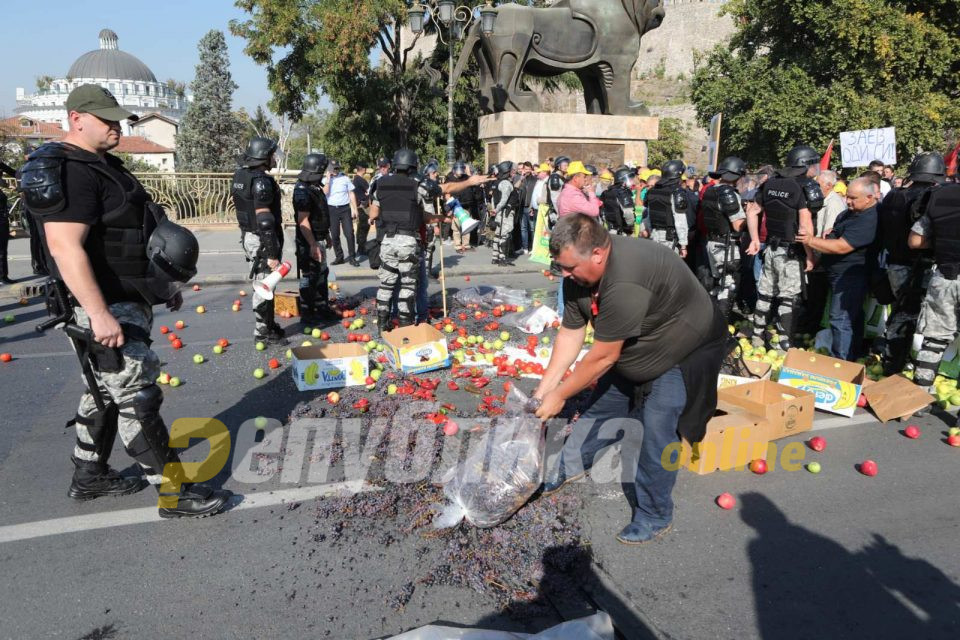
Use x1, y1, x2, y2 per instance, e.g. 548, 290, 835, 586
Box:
537, 162, 552, 173
565, 161, 591, 177
600, 169, 614, 182
834, 180, 847, 195
638, 169, 652, 180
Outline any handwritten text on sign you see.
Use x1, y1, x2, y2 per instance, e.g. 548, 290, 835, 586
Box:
839, 127, 897, 168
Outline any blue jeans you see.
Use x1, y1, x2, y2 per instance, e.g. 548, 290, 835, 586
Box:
519, 208, 535, 251
827, 264, 869, 361
557, 367, 686, 528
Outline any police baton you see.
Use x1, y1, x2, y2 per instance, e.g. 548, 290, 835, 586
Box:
436, 196, 448, 318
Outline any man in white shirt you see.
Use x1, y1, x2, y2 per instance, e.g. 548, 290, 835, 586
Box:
323, 160, 360, 266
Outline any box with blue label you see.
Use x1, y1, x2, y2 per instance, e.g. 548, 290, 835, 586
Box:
291, 343, 370, 391
382, 324, 451, 374
776, 349, 865, 417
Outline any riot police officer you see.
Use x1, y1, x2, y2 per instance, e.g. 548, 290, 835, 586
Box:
368, 149, 433, 331
231, 137, 287, 346
490, 161, 519, 266
0, 182, 11, 284
545, 155, 570, 228
746, 145, 821, 350
873, 152, 945, 374
599, 168, 636, 235
642, 160, 691, 257
21, 85, 229, 517
907, 180, 960, 399
293, 153, 336, 325
699, 156, 748, 318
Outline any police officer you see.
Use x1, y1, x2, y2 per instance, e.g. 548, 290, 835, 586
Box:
545, 156, 570, 228
642, 160, 691, 258
293, 153, 337, 325
421, 161, 443, 284
21, 85, 229, 516
699, 156, 748, 318
0, 181, 11, 284
746, 145, 821, 350
871, 153, 945, 374
907, 180, 960, 399
231, 136, 287, 346
491, 161, 519, 266
599, 168, 636, 235
368, 149, 432, 331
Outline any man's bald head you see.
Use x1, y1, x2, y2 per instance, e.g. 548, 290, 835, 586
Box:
845, 177, 878, 212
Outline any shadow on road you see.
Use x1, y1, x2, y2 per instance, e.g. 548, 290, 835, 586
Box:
741, 492, 960, 638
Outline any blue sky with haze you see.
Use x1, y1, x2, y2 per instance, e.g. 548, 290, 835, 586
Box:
0, 0, 280, 118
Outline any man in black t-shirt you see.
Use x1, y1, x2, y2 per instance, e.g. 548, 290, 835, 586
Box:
353, 163, 371, 258
22, 85, 229, 517
534, 214, 726, 545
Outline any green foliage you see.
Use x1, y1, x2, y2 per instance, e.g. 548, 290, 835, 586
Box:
175, 30, 246, 172
647, 117, 687, 169
243, 105, 279, 141
691, 0, 960, 167
35, 75, 54, 92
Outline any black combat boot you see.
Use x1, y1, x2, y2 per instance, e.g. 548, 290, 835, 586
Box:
377, 311, 391, 336
68, 457, 146, 501
158, 483, 232, 519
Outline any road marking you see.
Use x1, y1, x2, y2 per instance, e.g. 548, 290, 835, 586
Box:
0, 481, 379, 545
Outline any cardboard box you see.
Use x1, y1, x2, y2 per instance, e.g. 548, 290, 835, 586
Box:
717, 360, 774, 389
273, 290, 300, 317
717, 379, 815, 440
382, 324, 450, 374
776, 349, 865, 417
680, 412, 772, 475
863, 374, 934, 422
291, 343, 369, 391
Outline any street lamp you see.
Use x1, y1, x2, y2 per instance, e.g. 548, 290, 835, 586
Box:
408, 1, 498, 167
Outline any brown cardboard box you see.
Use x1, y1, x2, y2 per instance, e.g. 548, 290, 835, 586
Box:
680, 412, 772, 475
777, 349, 865, 417
717, 360, 774, 389
863, 374, 935, 422
273, 290, 300, 317
717, 380, 815, 440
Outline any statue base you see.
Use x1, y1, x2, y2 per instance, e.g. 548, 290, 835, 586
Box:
478, 112, 659, 169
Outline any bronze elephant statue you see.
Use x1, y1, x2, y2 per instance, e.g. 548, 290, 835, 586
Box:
452, 0, 665, 115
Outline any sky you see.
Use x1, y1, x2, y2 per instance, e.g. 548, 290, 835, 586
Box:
0, 0, 279, 119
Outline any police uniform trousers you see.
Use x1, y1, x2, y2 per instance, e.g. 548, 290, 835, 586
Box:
355, 206, 371, 256
911, 268, 960, 390
0, 212, 9, 280
329, 204, 356, 261
875, 263, 928, 370
71, 302, 168, 485
649, 228, 682, 256
701, 236, 740, 318
492, 209, 515, 261
376, 234, 420, 323
242, 231, 278, 339
297, 246, 330, 323
752, 244, 803, 348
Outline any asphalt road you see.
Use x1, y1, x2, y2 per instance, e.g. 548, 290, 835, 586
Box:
1, 270, 958, 639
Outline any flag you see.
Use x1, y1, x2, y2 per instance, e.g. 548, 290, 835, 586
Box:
945, 140, 960, 176
820, 139, 834, 170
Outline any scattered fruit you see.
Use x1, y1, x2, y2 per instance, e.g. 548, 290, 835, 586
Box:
192, 354, 204, 364
857, 394, 868, 408
4, 314, 15, 323
443, 420, 459, 436
256, 341, 266, 351
254, 416, 268, 429
859, 460, 878, 477
232, 304, 240, 312
212, 345, 223, 355
159, 325, 170, 334
327, 391, 340, 404
904, 425, 920, 439
253, 368, 266, 379
268, 358, 280, 369
312, 328, 322, 338
749, 459, 768, 475
948, 435, 960, 447
195, 305, 206, 314
239, 290, 247, 296
716, 493, 736, 510
949, 426, 960, 437
169, 377, 181, 387
808, 436, 826, 452
158, 372, 171, 385
0, 353, 12, 363
217, 338, 229, 348
192, 284, 201, 291
171, 339, 183, 350
806, 462, 822, 474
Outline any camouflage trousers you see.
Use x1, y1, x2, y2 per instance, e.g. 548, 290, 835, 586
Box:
242, 231, 277, 339
492, 209, 515, 261
297, 246, 330, 323
72, 302, 165, 484
912, 270, 960, 390
701, 237, 741, 318
376, 234, 420, 324
752, 244, 804, 348
649, 229, 682, 256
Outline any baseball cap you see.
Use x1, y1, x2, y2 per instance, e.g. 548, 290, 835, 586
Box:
66, 84, 138, 122
537, 162, 551, 173
565, 161, 591, 177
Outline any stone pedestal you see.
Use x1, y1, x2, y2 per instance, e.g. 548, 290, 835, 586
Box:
478, 112, 659, 169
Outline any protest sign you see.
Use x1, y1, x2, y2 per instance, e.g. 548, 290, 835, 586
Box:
839, 127, 896, 168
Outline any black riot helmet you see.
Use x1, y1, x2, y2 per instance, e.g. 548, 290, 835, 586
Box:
240, 137, 277, 167
392, 148, 418, 174
584, 164, 598, 176
424, 160, 440, 176
906, 152, 946, 184
614, 168, 633, 186
710, 156, 748, 181
298, 153, 328, 182
452, 161, 466, 177
660, 159, 686, 180
497, 161, 515, 178
553, 155, 571, 171
132, 218, 199, 303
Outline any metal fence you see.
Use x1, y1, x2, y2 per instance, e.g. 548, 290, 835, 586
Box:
3, 173, 301, 230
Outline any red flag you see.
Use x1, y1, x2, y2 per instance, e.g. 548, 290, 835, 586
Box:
819, 139, 834, 171
945, 140, 960, 176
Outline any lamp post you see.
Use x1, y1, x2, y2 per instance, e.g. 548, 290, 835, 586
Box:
408, 1, 497, 168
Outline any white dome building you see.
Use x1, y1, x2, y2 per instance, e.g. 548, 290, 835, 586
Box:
15, 29, 188, 134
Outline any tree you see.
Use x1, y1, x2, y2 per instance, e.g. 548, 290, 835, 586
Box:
690, 0, 960, 167
243, 105, 279, 141
175, 30, 246, 172
165, 78, 187, 99
646, 117, 687, 169
35, 75, 54, 92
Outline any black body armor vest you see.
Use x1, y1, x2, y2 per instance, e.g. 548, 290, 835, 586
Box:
377, 175, 422, 235
232, 167, 281, 233
926, 184, 960, 270
761, 176, 804, 243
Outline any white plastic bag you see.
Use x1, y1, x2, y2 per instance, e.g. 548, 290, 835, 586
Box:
386, 612, 614, 640
483, 286, 531, 308
506, 305, 560, 334
434, 387, 544, 529
454, 286, 495, 307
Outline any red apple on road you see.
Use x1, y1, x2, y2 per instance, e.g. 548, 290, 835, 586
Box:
159, 325, 170, 334
443, 420, 459, 436
857, 394, 868, 408
320, 331, 330, 341
859, 460, 878, 476
749, 459, 768, 475
808, 436, 826, 452
716, 493, 736, 510
217, 338, 229, 348
0, 353, 12, 363
175, 320, 185, 330
947, 435, 960, 447
326, 391, 340, 405
192, 284, 201, 291
171, 339, 183, 350
904, 425, 921, 439
268, 358, 280, 369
